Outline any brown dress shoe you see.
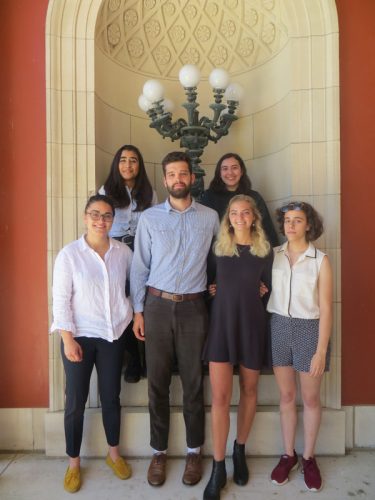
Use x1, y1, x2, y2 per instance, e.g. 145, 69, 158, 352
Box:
182, 452, 202, 485
147, 453, 167, 486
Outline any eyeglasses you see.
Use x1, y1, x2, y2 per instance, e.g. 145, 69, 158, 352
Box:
280, 202, 305, 213
86, 210, 114, 222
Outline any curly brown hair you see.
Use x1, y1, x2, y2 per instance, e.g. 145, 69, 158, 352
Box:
275, 201, 324, 242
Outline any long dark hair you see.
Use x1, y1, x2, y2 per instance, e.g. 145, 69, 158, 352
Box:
209, 152, 253, 194
103, 145, 153, 211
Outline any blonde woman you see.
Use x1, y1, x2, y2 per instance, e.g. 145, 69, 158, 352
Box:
203, 195, 273, 499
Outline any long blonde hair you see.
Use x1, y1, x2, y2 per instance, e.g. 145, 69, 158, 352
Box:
214, 195, 270, 258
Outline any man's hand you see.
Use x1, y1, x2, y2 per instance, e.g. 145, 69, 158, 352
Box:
133, 312, 145, 341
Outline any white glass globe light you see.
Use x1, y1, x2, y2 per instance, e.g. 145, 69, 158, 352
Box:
224, 82, 244, 102
162, 98, 175, 112
209, 68, 230, 90
143, 79, 164, 103
179, 64, 201, 88
138, 94, 152, 112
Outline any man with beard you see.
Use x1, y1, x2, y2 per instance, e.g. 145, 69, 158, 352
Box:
130, 151, 219, 488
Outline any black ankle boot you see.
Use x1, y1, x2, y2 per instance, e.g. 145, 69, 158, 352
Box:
203, 459, 226, 500
232, 440, 249, 485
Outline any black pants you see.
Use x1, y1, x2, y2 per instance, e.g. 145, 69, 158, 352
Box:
61, 332, 127, 457
113, 235, 144, 373
144, 294, 208, 451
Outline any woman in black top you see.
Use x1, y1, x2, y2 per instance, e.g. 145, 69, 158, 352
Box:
203, 195, 272, 499
200, 153, 279, 247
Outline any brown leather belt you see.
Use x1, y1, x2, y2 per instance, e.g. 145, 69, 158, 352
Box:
148, 286, 203, 302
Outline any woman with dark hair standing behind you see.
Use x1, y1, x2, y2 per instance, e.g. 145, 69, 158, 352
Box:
99, 145, 158, 382
99, 145, 157, 250
200, 153, 279, 247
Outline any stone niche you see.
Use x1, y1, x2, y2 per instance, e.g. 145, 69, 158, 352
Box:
45, 0, 343, 456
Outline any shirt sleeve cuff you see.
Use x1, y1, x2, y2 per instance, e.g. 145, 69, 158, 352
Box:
50, 322, 76, 334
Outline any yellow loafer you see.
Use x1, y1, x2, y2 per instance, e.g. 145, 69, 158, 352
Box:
64, 466, 81, 493
106, 454, 132, 480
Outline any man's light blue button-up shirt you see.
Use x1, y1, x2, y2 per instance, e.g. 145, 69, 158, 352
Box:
130, 198, 219, 313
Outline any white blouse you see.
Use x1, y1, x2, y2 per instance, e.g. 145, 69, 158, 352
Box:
267, 242, 326, 319
50, 235, 133, 341
99, 185, 158, 238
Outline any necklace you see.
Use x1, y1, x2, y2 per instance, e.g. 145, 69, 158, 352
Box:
237, 243, 251, 253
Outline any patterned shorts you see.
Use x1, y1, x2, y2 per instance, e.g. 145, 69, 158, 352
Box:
270, 313, 330, 373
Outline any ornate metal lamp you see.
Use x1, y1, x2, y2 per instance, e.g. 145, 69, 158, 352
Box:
138, 64, 243, 197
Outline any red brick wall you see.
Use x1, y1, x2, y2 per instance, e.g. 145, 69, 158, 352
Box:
0, 0, 374, 407
336, 0, 375, 404
0, 0, 49, 406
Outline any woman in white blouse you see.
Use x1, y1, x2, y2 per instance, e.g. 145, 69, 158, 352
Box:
51, 194, 133, 493
267, 201, 333, 492
99, 145, 157, 383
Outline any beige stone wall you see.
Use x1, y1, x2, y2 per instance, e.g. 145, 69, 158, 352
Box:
93, 0, 340, 409
94, 0, 292, 198
46, 0, 340, 414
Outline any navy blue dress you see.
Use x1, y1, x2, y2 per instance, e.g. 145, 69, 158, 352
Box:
203, 245, 273, 370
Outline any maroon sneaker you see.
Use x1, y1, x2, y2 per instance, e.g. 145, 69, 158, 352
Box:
301, 457, 322, 491
271, 450, 298, 485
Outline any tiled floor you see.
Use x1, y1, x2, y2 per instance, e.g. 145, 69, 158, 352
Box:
1, 451, 374, 499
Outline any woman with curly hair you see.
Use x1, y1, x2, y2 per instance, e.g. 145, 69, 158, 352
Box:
200, 153, 279, 246
202, 195, 273, 499
267, 201, 333, 492
99, 145, 158, 383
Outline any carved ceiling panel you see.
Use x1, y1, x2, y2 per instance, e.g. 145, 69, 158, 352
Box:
96, 0, 288, 78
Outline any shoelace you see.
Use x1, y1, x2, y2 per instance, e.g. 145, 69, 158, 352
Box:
186, 454, 199, 465
154, 454, 165, 465
303, 458, 317, 471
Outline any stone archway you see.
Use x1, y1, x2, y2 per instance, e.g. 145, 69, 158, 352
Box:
45, 0, 343, 456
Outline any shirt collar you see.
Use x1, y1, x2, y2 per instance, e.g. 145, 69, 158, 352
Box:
164, 197, 196, 213
79, 234, 90, 251
109, 237, 121, 249
277, 241, 317, 258
79, 234, 118, 251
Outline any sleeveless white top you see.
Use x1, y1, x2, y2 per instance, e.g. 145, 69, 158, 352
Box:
267, 242, 326, 319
